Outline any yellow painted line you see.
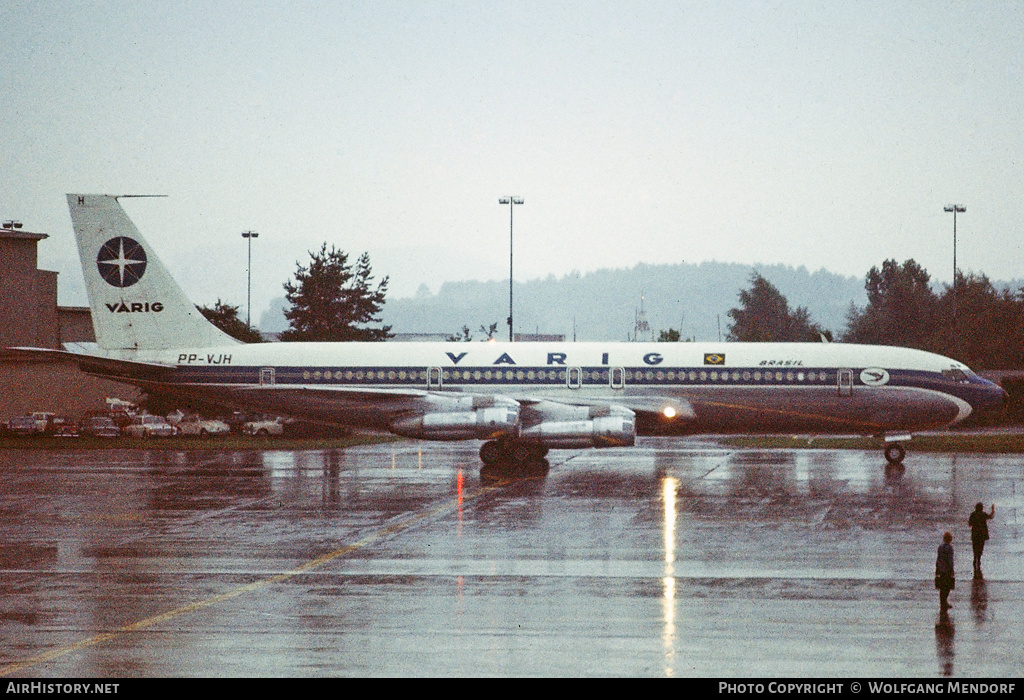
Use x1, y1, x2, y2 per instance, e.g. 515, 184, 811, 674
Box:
1, 471, 517, 677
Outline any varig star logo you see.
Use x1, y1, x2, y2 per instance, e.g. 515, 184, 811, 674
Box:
704, 353, 725, 366
97, 237, 147, 288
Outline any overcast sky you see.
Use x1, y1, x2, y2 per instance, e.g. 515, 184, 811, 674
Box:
2, 1, 1022, 321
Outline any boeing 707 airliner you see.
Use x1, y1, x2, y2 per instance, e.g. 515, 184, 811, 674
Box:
13, 194, 1006, 475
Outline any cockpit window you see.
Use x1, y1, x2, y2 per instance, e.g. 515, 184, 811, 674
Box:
942, 369, 970, 383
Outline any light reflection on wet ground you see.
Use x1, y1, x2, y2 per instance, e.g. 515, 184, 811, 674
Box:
0, 439, 1022, 677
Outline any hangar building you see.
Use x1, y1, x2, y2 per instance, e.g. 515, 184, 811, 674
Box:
0, 221, 140, 421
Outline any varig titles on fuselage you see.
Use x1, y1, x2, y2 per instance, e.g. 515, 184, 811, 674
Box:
446, 350, 668, 366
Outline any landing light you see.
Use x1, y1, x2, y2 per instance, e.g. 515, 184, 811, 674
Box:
663, 406, 677, 419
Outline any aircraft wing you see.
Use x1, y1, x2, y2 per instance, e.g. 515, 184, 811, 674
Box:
4, 347, 176, 379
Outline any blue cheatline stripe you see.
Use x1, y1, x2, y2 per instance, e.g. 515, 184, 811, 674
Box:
163, 365, 950, 391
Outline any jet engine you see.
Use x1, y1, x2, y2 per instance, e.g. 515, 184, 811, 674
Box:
391, 395, 520, 440
518, 402, 635, 449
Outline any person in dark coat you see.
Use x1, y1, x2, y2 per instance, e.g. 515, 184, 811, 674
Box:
968, 503, 995, 579
935, 532, 955, 611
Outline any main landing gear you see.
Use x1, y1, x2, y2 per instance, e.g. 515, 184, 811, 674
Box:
479, 439, 550, 479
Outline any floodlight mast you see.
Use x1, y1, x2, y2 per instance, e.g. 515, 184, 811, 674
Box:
944, 204, 965, 353
242, 231, 259, 328
499, 196, 524, 341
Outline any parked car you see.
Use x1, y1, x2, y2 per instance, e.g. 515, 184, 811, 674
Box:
172, 413, 230, 437
107, 409, 135, 430
80, 415, 121, 438
225, 411, 253, 433
124, 414, 176, 438
30, 412, 56, 433
5, 415, 39, 437
242, 416, 285, 437
45, 416, 80, 437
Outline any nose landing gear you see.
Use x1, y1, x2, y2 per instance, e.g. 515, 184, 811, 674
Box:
883, 440, 907, 477
884, 442, 906, 465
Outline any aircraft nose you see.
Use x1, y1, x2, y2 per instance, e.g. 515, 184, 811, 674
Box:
977, 378, 1008, 410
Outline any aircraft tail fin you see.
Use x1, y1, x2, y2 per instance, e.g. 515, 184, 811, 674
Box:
67, 194, 241, 352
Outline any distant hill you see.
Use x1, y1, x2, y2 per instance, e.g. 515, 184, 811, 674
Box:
383, 261, 867, 342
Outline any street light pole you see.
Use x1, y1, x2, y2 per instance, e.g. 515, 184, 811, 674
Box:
499, 196, 524, 341
943, 204, 965, 348
241, 230, 259, 328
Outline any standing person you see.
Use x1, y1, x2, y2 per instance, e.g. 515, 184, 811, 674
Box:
935, 532, 955, 612
968, 502, 995, 579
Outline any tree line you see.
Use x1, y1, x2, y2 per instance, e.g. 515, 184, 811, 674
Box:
724, 261, 1024, 370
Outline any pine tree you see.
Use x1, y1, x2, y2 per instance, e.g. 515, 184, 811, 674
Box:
727, 273, 826, 342
843, 259, 937, 348
280, 244, 391, 342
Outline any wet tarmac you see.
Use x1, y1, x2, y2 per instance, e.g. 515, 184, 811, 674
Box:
1, 438, 1022, 678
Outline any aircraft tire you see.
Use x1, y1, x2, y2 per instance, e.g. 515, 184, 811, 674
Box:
884, 443, 906, 465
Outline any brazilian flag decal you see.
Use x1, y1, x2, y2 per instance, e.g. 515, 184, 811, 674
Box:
703, 353, 725, 366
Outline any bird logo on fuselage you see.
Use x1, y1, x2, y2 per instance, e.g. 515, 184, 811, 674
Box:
860, 368, 890, 386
